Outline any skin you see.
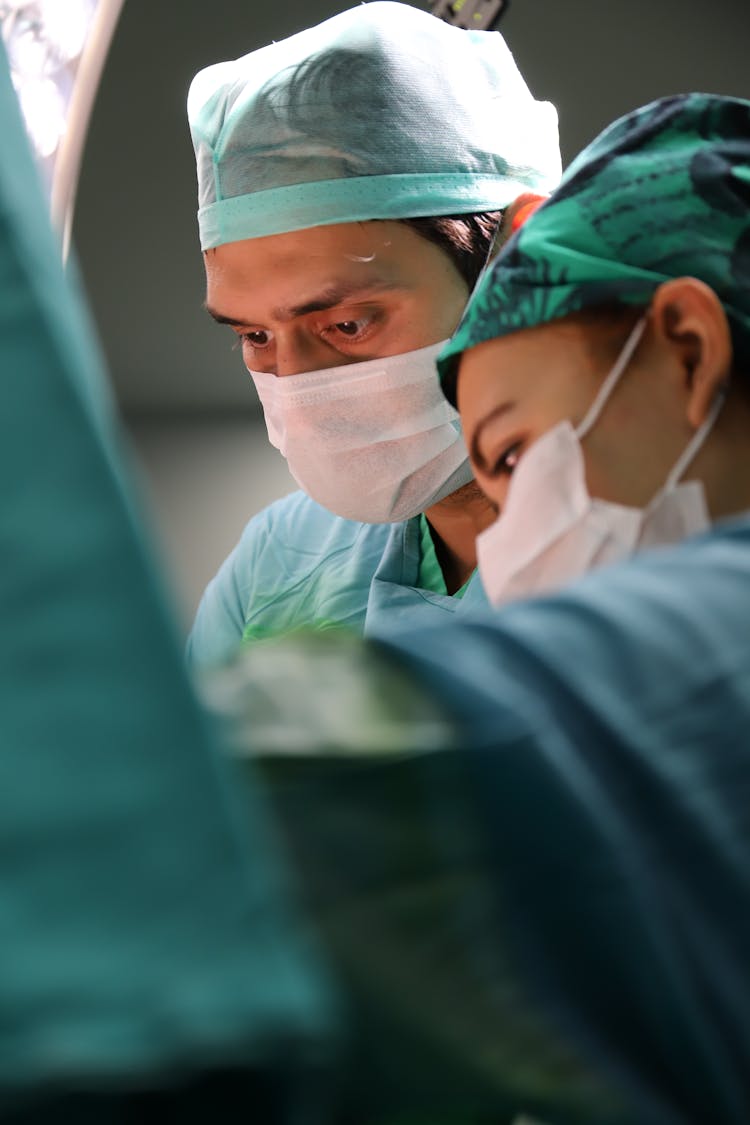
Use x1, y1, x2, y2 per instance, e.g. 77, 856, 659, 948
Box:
205, 220, 496, 592
457, 278, 750, 523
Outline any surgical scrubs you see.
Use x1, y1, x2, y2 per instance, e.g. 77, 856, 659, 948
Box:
188, 490, 489, 665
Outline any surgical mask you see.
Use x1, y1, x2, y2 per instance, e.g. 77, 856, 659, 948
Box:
476, 317, 726, 607
250, 341, 473, 523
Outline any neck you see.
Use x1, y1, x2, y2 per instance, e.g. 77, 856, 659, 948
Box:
424, 481, 497, 594
690, 382, 750, 521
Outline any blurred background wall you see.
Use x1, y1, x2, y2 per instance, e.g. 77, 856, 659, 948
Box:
72, 0, 750, 629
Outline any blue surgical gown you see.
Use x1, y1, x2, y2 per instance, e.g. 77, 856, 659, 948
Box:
369, 514, 750, 1125
188, 489, 489, 665
223, 514, 750, 1123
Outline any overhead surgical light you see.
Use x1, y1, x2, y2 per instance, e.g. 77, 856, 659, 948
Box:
430, 0, 510, 31
0, 0, 125, 261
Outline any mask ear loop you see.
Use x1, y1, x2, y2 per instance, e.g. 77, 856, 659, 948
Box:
576, 315, 648, 441
662, 382, 728, 492
574, 308, 727, 498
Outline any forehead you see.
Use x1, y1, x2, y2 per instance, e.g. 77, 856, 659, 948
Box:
204, 220, 441, 298
456, 320, 592, 410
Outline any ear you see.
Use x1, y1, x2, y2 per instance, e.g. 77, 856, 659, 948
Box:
649, 278, 733, 430
495, 194, 548, 256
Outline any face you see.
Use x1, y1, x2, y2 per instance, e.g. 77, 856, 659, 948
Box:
456, 315, 695, 513
204, 220, 469, 376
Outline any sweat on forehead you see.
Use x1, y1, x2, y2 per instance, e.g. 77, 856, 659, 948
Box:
201, 220, 470, 336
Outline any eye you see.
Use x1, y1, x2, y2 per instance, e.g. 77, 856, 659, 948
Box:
322, 315, 375, 345
238, 328, 274, 350
489, 441, 522, 478
334, 320, 363, 336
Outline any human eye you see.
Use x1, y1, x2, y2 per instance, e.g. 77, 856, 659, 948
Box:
490, 440, 522, 477
473, 434, 523, 481
236, 328, 274, 352
321, 314, 376, 347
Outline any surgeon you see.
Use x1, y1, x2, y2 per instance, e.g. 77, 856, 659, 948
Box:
222, 93, 750, 1123
437, 91, 750, 602
383, 90, 750, 1123
185, 1, 560, 665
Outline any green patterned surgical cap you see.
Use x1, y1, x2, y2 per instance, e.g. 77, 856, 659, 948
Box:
438, 93, 750, 404
187, 1, 560, 249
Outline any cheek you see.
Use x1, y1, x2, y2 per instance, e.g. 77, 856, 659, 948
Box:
386, 295, 466, 353
473, 470, 511, 514
433, 284, 471, 340
579, 431, 648, 507
412, 269, 470, 347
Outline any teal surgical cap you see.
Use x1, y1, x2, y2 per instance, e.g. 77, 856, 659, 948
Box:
187, 1, 561, 250
438, 92, 750, 403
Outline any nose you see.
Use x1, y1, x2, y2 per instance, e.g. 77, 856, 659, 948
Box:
274, 333, 351, 378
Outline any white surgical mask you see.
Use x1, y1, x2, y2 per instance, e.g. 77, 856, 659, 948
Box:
476, 316, 726, 607
250, 340, 472, 523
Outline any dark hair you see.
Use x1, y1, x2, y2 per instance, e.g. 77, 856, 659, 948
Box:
397, 212, 504, 292
205, 212, 504, 295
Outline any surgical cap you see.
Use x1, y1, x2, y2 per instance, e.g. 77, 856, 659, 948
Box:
187, 1, 561, 250
438, 92, 750, 403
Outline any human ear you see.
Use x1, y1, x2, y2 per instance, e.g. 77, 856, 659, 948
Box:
649, 278, 732, 430
494, 194, 548, 256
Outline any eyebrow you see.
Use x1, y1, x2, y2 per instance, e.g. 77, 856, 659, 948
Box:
469, 402, 515, 473
205, 279, 401, 327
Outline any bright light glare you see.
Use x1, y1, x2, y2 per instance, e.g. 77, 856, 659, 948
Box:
6, 18, 46, 75
38, 0, 94, 64
0, 0, 98, 171
16, 74, 66, 156
1, 0, 123, 259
